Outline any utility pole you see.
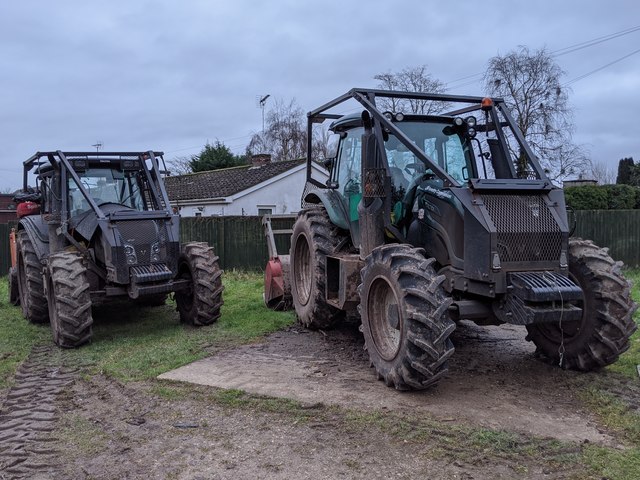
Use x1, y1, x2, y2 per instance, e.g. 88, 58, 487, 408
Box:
258, 95, 270, 134
92, 141, 103, 152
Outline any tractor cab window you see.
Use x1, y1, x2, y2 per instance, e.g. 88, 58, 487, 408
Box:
388, 121, 475, 186
69, 168, 145, 216
335, 127, 364, 197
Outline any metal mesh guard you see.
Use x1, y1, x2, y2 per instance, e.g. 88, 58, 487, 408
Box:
363, 168, 386, 198
482, 194, 562, 263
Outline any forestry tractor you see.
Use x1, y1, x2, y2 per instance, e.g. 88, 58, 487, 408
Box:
9, 151, 223, 348
264, 88, 637, 390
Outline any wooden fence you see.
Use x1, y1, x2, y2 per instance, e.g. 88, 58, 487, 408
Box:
1, 210, 640, 275
573, 210, 640, 267
179, 215, 294, 270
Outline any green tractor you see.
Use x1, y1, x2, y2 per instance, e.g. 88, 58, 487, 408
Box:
11, 151, 223, 348
277, 89, 636, 390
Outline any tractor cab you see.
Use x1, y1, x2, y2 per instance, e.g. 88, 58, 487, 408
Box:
328, 112, 479, 245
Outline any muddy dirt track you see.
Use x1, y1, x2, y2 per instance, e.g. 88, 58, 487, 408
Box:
1, 319, 638, 479
161, 320, 621, 444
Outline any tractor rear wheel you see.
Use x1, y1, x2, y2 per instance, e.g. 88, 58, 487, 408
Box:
47, 251, 93, 348
359, 244, 456, 390
175, 242, 224, 326
290, 207, 346, 329
16, 230, 48, 323
526, 238, 637, 370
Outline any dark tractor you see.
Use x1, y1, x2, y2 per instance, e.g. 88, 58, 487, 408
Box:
286, 88, 636, 390
11, 151, 223, 348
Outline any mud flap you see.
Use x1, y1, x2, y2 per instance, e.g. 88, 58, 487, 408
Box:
264, 256, 291, 310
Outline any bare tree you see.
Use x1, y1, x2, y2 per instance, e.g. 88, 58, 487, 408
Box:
166, 155, 194, 175
247, 98, 307, 161
311, 125, 337, 161
374, 65, 448, 114
483, 46, 589, 181
589, 159, 617, 185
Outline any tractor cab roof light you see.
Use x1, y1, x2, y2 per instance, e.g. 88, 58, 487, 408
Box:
481, 97, 494, 111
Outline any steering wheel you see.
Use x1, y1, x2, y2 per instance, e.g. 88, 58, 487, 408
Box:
403, 162, 424, 176
97, 201, 134, 211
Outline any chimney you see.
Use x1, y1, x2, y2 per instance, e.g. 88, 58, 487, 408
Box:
251, 154, 271, 167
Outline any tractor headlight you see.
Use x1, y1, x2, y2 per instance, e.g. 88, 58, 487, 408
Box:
151, 241, 161, 262
124, 243, 137, 265
465, 116, 477, 128
453, 117, 464, 127
394, 112, 405, 122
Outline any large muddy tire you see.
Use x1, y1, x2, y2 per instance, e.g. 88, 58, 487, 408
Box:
290, 208, 346, 329
175, 242, 224, 326
16, 230, 48, 323
47, 251, 93, 348
8, 266, 20, 306
358, 244, 456, 390
526, 238, 637, 370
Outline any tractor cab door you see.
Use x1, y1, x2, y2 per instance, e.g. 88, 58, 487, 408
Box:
333, 127, 364, 245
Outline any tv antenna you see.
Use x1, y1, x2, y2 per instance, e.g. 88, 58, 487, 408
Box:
92, 141, 103, 152
257, 94, 270, 133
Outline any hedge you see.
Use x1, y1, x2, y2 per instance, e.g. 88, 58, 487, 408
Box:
564, 184, 640, 210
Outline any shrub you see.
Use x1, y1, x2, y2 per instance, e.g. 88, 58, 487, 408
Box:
564, 186, 609, 210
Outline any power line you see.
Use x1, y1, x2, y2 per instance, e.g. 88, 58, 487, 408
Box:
444, 24, 640, 91
552, 25, 640, 57
563, 46, 640, 86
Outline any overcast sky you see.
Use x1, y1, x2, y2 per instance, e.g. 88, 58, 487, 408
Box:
1, 0, 638, 191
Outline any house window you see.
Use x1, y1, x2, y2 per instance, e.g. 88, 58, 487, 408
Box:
195, 211, 202, 217
258, 207, 274, 216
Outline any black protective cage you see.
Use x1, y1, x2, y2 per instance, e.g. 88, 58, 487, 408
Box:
23, 150, 172, 225
305, 88, 551, 189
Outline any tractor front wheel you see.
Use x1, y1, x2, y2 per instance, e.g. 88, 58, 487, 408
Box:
175, 242, 224, 326
359, 244, 456, 390
526, 238, 637, 370
47, 251, 93, 348
290, 208, 346, 329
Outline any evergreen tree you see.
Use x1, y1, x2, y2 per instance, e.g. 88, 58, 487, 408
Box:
189, 141, 245, 172
616, 157, 635, 185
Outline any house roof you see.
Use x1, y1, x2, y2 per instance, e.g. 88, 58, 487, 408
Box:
165, 158, 306, 201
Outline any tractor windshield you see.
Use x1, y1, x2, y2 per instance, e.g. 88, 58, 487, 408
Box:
386, 120, 473, 188
69, 168, 145, 216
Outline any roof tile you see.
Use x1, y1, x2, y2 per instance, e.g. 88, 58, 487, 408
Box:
165, 158, 305, 201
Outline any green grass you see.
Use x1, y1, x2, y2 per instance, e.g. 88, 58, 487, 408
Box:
0, 280, 50, 389
0, 271, 294, 383
574, 268, 640, 480
608, 269, 640, 378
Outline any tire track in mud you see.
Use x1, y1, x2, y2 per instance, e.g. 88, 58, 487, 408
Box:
0, 345, 77, 479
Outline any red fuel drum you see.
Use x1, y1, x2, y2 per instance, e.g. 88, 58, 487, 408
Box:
16, 201, 40, 218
